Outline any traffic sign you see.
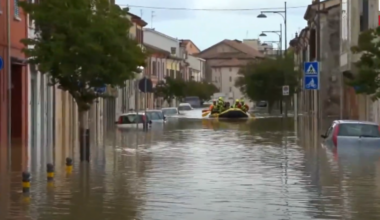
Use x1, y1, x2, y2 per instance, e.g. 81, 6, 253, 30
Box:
282, 85, 289, 96
303, 61, 319, 90
0, 56, 3, 70
95, 86, 106, 94
138, 77, 153, 93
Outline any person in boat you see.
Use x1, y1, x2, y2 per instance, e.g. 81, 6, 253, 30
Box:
224, 102, 230, 109
232, 99, 241, 109
240, 99, 249, 112
210, 100, 218, 113
216, 97, 225, 113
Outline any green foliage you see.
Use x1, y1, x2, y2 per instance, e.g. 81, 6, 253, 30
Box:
235, 55, 298, 108
154, 77, 218, 103
349, 26, 380, 100
19, 0, 146, 111
184, 80, 219, 101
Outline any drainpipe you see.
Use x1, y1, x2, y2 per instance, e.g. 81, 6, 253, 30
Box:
6, 0, 12, 167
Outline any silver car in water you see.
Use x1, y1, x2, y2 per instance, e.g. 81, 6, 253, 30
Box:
321, 120, 380, 149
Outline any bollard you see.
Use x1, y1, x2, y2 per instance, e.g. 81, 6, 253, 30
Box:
66, 157, 73, 173
47, 163, 54, 182
22, 172, 31, 193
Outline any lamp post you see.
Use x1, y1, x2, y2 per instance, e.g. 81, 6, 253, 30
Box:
135, 66, 144, 130
259, 24, 282, 54
258, 1, 288, 117
257, 2, 287, 55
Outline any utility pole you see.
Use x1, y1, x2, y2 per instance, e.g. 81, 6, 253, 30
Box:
317, 0, 321, 133
151, 11, 155, 28
283, 1, 288, 118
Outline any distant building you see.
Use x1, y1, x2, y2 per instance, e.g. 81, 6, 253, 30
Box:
196, 39, 264, 106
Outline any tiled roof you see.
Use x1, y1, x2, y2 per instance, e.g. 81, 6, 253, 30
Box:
197, 39, 264, 59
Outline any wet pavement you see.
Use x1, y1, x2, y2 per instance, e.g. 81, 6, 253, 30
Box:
2, 110, 380, 219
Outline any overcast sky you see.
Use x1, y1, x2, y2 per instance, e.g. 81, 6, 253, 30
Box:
116, 0, 308, 50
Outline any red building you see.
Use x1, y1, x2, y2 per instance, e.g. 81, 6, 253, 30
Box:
0, 0, 28, 170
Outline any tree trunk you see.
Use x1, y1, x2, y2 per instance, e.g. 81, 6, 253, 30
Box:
79, 110, 90, 162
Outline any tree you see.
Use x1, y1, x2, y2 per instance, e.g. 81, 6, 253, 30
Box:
235, 55, 298, 112
19, 0, 146, 152
154, 77, 218, 104
154, 77, 186, 105
348, 27, 380, 100
184, 80, 218, 101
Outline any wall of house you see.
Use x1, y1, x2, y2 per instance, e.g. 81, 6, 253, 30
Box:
185, 41, 200, 54
0, 0, 28, 170
144, 29, 180, 57
319, 6, 340, 131
211, 67, 247, 105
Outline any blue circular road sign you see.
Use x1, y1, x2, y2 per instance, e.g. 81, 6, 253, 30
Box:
0, 56, 3, 71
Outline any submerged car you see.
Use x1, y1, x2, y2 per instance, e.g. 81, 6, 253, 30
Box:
321, 120, 380, 149
116, 111, 165, 129
178, 103, 193, 111
162, 107, 178, 117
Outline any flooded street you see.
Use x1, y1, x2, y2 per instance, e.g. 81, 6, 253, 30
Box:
2, 112, 380, 220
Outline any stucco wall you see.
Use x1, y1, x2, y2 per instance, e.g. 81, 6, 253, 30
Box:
320, 6, 340, 130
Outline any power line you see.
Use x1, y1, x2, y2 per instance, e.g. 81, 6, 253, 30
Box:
118, 4, 307, 11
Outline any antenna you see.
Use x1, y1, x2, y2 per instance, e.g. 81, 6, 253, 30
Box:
140, 9, 143, 18
151, 11, 155, 28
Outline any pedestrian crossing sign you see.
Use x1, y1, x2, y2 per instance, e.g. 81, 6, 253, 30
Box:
303, 61, 319, 90
304, 61, 319, 75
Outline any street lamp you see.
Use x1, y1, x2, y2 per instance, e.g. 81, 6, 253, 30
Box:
258, 2, 288, 117
259, 24, 282, 53
257, 1, 287, 55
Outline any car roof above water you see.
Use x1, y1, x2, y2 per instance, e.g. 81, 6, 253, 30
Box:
333, 120, 378, 126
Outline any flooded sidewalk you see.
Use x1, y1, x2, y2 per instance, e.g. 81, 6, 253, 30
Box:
1, 117, 380, 220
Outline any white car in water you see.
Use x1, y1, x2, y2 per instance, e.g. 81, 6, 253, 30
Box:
178, 103, 194, 111
162, 107, 179, 117
116, 111, 165, 129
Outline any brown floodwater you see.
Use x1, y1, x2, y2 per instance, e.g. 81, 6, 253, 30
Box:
2, 114, 380, 220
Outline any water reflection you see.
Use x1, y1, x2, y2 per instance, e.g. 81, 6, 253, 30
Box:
3, 116, 380, 219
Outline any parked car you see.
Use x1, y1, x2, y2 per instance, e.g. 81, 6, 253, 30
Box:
161, 107, 178, 117
184, 96, 201, 108
145, 110, 166, 122
116, 111, 165, 129
321, 120, 380, 149
178, 103, 193, 111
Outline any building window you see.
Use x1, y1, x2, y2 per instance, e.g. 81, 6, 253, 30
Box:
14, 0, 20, 18
229, 67, 232, 72
170, 70, 175, 78
215, 76, 218, 82
229, 76, 232, 82
166, 69, 170, 77
152, 61, 157, 75
229, 87, 232, 92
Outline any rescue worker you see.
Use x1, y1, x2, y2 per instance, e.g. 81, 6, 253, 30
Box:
210, 100, 217, 113
233, 99, 240, 108
240, 99, 248, 112
216, 97, 225, 113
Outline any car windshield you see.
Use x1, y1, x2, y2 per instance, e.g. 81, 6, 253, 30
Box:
120, 114, 143, 123
146, 111, 163, 120
178, 105, 192, 111
162, 109, 177, 116
338, 123, 380, 137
